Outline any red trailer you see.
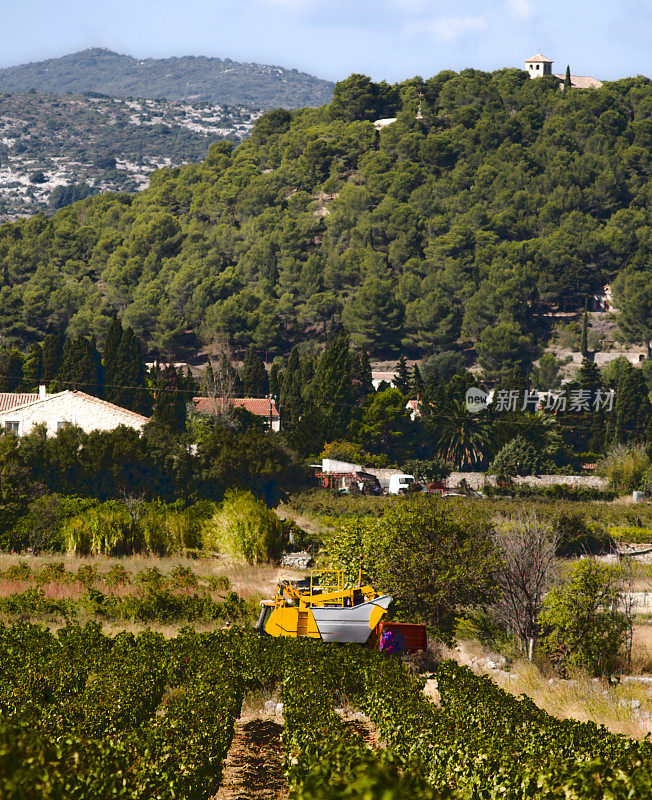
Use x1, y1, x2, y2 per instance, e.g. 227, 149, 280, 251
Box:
374, 621, 427, 654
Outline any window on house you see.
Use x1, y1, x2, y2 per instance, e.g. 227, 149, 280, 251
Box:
4, 421, 19, 434
56, 421, 69, 431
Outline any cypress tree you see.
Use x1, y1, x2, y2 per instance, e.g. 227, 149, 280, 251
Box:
310, 331, 353, 440
581, 302, 589, 357
564, 65, 572, 91
41, 333, 63, 384
241, 345, 269, 398
111, 327, 151, 415
412, 364, 425, 399
394, 354, 410, 395
269, 362, 281, 403
58, 336, 103, 394
21, 343, 42, 390
0, 348, 23, 392
103, 317, 123, 402
352, 348, 374, 403
279, 347, 303, 432
151, 364, 186, 432
612, 369, 650, 444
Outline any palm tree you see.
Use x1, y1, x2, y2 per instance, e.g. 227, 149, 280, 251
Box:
433, 399, 491, 470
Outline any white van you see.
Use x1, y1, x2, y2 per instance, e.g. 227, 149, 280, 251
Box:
387, 474, 415, 495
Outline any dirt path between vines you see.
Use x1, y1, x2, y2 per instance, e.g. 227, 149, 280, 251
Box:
213, 712, 288, 800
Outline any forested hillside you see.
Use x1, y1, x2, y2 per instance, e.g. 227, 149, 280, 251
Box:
0, 69, 649, 363
0, 49, 334, 109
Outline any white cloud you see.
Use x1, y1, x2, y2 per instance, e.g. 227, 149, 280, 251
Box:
406, 15, 487, 44
506, 0, 534, 20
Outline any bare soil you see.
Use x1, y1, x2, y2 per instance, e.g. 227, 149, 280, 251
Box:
336, 708, 385, 749
213, 712, 287, 800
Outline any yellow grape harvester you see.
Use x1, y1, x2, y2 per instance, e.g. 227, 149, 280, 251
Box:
254, 569, 392, 645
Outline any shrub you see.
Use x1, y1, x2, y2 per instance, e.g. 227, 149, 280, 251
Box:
489, 436, 544, 477
539, 559, 628, 677
609, 525, 652, 544
169, 565, 198, 589
103, 564, 130, 586
598, 444, 651, 492
62, 503, 143, 556
554, 513, 614, 556
61, 501, 206, 556
201, 490, 285, 563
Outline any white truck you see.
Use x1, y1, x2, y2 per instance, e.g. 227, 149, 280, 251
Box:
387, 473, 415, 495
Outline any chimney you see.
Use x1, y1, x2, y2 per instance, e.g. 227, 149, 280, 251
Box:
39, 385, 46, 400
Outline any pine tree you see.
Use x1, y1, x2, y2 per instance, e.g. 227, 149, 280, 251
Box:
581, 302, 589, 357
394, 354, 410, 395
564, 65, 572, 91
241, 345, 269, 398
41, 333, 63, 384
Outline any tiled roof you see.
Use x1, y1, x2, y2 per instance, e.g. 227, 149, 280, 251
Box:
193, 397, 279, 418
0, 393, 39, 412
525, 53, 554, 63
70, 391, 150, 421
553, 74, 603, 89
0, 390, 149, 421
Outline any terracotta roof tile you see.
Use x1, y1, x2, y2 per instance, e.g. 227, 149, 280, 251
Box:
0, 390, 149, 422
0, 393, 39, 412
525, 53, 554, 63
193, 397, 279, 418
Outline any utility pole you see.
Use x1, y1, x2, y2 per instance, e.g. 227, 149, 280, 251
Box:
267, 393, 274, 431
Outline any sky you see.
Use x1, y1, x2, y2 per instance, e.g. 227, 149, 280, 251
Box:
0, 0, 650, 82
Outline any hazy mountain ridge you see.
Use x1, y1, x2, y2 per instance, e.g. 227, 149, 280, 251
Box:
0, 49, 334, 109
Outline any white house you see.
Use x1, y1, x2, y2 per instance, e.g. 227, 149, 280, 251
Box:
524, 53, 603, 89
0, 388, 149, 436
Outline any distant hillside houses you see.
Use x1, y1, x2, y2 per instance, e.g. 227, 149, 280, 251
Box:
524, 54, 603, 89
0, 388, 149, 436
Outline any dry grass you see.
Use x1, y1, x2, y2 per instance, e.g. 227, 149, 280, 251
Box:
492, 661, 652, 739
0, 552, 307, 637
450, 638, 652, 740
0, 552, 305, 602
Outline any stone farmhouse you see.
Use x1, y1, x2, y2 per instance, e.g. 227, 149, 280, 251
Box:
192, 396, 280, 431
524, 54, 603, 89
0, 387, 149, 436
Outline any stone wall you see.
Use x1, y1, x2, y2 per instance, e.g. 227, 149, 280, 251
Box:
446, 472, 608, 490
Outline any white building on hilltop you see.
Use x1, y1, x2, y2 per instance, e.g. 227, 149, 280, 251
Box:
524, 54, 603, 89
0, 388, 149, 437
